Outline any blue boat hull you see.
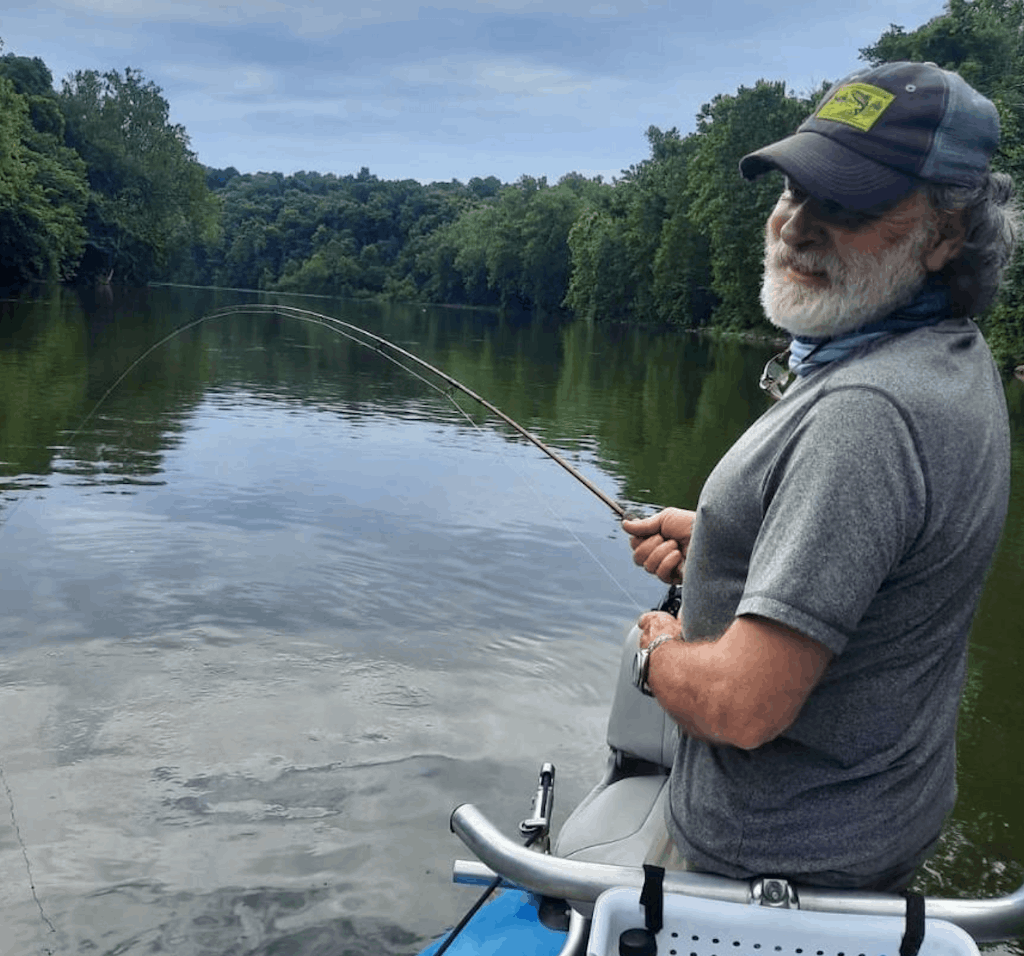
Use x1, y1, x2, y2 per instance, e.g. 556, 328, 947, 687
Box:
417, 890, 568, 955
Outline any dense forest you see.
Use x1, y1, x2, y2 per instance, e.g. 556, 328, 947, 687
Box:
1, 0, 1023, 367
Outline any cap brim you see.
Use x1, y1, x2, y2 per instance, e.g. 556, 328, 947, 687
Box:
740, 131, 919, 212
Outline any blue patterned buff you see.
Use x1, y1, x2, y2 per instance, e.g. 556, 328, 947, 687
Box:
788, 278, 952, 377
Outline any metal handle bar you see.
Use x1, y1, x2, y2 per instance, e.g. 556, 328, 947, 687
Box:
450, 803, 1024, 943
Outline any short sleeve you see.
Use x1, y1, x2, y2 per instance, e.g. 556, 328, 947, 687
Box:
735, 387, 927, 655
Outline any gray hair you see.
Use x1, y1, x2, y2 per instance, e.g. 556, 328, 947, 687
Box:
922, 172, 1021, 317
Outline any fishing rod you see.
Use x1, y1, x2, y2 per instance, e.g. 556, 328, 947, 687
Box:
199, 304, 629, 518
206, 307, 675, 600
0, 301, 668, 950
1, 302, 643, 601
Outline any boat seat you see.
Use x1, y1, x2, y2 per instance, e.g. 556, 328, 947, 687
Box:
604, 624, 679, 770
553, 625, 678, 867
553, 764, 669, 867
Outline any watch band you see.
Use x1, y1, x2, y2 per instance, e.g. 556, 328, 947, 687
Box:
646, 633, 678, 657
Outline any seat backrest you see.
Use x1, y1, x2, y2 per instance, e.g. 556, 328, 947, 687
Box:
605, 625, 679, 769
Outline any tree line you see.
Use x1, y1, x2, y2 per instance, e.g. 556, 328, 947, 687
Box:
1, 0, 1022, 367
0, 46, 217, 287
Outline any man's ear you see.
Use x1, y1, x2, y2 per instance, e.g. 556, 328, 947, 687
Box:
923, 209, 967, 272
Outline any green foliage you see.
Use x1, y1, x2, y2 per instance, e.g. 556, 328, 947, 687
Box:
859, 0, 1024, 366
491, 176, 585, 310
683, 82, 807, 328
565, 206, 634, 320
204, 169, 475, 297
860, 1, 1023, 95
566, 126, 711, 325
206, 166, 241, 191
427, 174, 600, 311
277, 230, 361, 297
58, 66, 219, 283
201, 169, 597, 311
3, 8, 1024, 363
0, 70, 88, 285
0, 52, 54, 97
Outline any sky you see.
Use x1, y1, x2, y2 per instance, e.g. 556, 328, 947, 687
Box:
0, 1, 949, 185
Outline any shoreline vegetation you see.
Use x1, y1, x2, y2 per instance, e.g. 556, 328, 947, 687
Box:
145, 279, 795, 351
2, 1, 1023, 369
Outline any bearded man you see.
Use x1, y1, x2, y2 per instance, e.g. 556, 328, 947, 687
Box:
622, 62, 1018, 891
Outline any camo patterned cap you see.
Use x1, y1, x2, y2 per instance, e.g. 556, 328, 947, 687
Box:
739, 61, 1000, 211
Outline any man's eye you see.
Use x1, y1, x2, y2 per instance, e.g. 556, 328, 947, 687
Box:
820, 201, 857, 222
781, 184, 881, 228
823, 205, 879, 228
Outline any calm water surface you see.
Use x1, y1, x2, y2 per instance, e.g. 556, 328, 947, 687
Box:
0, 285, 1021, 955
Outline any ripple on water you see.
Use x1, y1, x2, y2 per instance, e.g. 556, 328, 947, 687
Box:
0, 630, 618, 954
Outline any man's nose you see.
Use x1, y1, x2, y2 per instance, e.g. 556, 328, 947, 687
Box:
779, 200, 826, 248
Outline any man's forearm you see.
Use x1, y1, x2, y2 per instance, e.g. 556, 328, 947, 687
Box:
639, 612, 833, 751
644, 635, 745, 746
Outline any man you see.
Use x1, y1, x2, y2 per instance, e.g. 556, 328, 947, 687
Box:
623, 61, 1018, 891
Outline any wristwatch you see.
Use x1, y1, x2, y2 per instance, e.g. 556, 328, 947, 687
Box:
632, 634, 678, 697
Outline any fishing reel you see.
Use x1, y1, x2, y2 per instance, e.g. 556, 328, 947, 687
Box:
655, 584, 681, 617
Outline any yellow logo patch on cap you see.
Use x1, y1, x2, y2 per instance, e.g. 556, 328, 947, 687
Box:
816, 83, 895, 131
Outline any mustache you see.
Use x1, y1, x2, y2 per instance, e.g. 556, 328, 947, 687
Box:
768, 247, 844, 281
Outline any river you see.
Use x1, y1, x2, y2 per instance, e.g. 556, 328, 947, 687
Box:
0, 284, 1021, 955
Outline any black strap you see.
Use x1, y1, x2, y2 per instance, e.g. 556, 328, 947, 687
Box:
640, 864, 665, 935
900, 891, 926, 956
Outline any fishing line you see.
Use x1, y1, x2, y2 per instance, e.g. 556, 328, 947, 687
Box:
0, 302, 647, 942
433, 828, 543, 956
207, 305, 643, 610
0, 758, 57, 945
1, 304, 643, 605
204, 304, 628, 516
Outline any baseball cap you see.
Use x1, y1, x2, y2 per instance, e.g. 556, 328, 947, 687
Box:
739, 61, 1000, 210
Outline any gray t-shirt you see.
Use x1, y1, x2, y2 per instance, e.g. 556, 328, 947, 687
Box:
668, 318, 1010, 884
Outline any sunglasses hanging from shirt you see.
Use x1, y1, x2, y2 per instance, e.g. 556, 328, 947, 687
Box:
759, 339, 831, 401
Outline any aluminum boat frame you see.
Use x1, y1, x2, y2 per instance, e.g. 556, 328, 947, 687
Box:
450, 803, 1024, 948
439, 624, 1024, 954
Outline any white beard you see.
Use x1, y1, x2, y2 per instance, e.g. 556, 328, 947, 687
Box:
760, 218, 934, 337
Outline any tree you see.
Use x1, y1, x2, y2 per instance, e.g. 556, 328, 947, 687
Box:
205, 165, 240, 191
565, 205, 633, 320
0, 52, 54, 97
860, 1, 1024, 98
683, 81, 809, 328
468, 175, 502, 199
59, 67, 218, 283
276, 228, 361, 296
0, 71, 88, 285
394, 176, 587, 311
621, 127, 700, 323
564, 125, 725, 327
859, 0, 1024, 366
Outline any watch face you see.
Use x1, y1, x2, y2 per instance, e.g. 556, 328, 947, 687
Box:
632, 649, 645, 688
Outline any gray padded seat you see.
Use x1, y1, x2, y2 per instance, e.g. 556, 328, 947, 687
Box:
553, 625, 679, 867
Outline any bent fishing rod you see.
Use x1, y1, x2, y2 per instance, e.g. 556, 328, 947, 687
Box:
198, 304, 628, 518
202, 307, 681, 603
1, 302, 634, 539
25, 302, 673, 603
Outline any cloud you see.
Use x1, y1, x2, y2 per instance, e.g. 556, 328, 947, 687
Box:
390, 55, 599, 100
0, 0, 951, 184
